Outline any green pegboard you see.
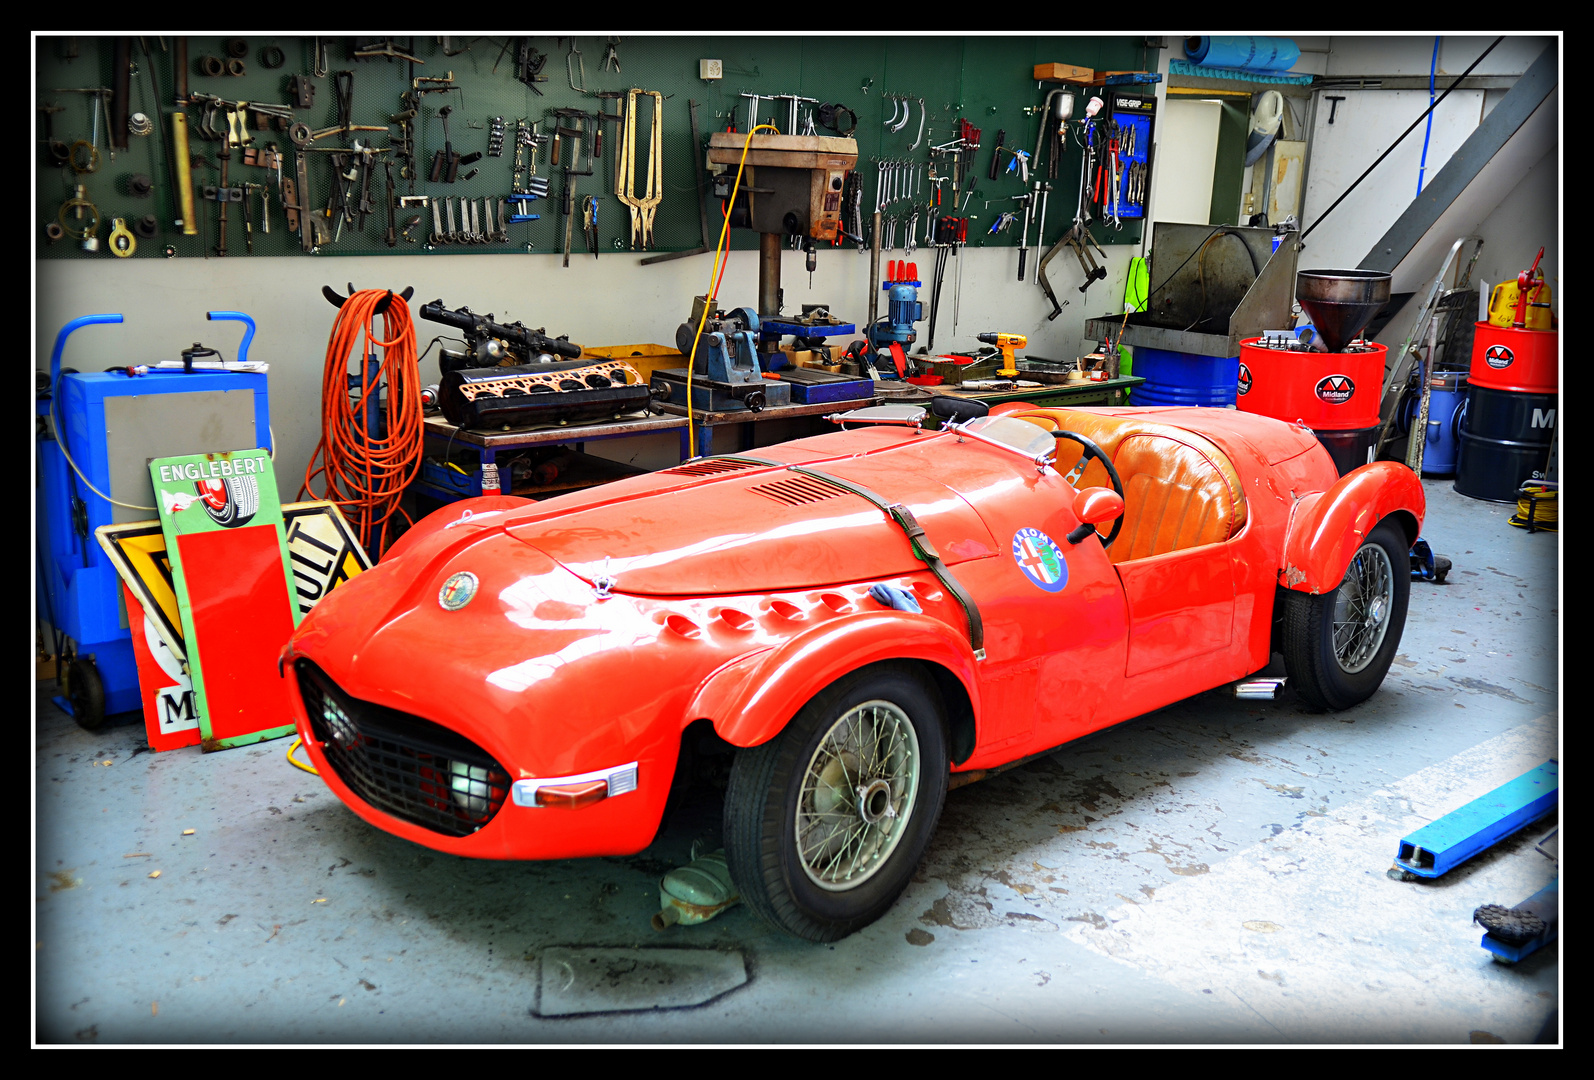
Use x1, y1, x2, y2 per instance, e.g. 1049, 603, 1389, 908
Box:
35, 35, 1150, 261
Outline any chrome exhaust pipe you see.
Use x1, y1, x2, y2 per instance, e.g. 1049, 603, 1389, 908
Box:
1233, 677, 1287, 700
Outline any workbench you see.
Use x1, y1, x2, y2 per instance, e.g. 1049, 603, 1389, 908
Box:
653, 396, 878, 456
414, 412, 692, 504
931, 374, 1146, 409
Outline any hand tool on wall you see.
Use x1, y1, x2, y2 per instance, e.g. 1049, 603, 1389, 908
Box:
430, 104, 459, 183
582, 194, 599, 258
641, 99, 714, 266
987, 129, 1005, 181
616, 89, 663, 250
1014, 192, 1033, 280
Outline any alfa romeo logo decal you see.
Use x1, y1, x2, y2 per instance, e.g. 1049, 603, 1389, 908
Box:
1315, 374, 1355, 404
1485, 344, 1515, 369
439, 571, 479, 611
1237, 362, 1252, 396
1012, 528, 1069, 593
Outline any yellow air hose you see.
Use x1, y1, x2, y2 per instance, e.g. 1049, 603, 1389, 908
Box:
286, 737, 319, 775
685, 124, 779, 458
1509, 481, 1557, 532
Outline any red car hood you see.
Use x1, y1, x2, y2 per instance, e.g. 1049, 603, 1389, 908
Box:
508, 447, 1000, 595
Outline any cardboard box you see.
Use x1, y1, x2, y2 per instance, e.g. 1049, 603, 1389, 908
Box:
1034, 62, 1095, 83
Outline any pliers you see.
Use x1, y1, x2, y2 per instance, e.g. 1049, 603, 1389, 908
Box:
582, 195, 599, 258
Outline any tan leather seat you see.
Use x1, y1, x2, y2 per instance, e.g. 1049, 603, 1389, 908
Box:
1011, 409, 1248, 563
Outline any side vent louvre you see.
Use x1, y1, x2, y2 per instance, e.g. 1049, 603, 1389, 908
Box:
749, 475, 846, 506
663, 458, 767, 477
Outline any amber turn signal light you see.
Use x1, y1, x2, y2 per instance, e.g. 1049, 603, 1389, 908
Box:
534, 779, 609, 809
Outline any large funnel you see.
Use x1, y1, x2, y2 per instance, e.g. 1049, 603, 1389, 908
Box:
1296, 269, 1392, 353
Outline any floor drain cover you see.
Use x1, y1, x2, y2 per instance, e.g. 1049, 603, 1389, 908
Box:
535, 946, 748, 1017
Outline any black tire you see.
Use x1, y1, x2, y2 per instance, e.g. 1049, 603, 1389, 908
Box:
66, 656, 107, 731
723, 663, 949, 942
1280, 519, 1411, 712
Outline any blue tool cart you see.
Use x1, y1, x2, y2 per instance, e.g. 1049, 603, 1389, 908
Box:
37, 312, 272, 729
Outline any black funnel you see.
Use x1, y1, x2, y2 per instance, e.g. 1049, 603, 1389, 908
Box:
1296, 269, 1392, 353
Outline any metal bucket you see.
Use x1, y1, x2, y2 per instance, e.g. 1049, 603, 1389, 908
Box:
1130, 346, 1237, 407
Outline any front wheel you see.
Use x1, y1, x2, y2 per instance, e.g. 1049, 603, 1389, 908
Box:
1280, 519, 1411, 712
723, 663, 949, 942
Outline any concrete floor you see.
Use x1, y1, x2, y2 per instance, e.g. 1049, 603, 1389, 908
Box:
34, 477, 1560, 1045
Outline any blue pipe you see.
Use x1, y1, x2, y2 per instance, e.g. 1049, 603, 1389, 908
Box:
50, 313, 123, 388
207, 310, 256, 365
1417, 37, 1440, 196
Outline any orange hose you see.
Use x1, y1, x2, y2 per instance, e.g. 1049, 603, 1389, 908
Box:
299, 290, 423, 558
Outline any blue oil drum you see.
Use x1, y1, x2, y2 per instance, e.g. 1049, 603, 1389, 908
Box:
1130, 346, 1238, 407
1454, 384, 1557, 502
1399, 371, 1468, 477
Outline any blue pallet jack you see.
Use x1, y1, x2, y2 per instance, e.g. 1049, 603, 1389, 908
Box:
1388, 762, 1558, 964
1391, 761, 1557, 878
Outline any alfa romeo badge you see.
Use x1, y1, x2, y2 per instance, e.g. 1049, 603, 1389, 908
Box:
439, 572, 479, 611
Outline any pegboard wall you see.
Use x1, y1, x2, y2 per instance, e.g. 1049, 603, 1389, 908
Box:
36, 35, 1152, 261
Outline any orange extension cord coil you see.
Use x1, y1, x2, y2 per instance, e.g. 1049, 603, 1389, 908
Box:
300, 289, 424, 558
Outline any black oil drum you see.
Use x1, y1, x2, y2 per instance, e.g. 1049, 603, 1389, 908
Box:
1313, 423, 1381, 477
1454, 384, 1557, 502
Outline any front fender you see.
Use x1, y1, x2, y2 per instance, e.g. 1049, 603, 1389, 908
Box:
1280, 462, 1424, 594
689, 610, 982, 749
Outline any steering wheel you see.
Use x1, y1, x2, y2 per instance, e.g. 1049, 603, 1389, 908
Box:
1052, 430, 1126, 547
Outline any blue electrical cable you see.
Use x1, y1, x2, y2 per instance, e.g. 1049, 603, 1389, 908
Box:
1417, 36, 1440, 196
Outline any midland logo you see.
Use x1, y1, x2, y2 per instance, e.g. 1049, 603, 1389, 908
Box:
1237, 362, 1252, 396
1485, 344, 1515, 369
1315, 374, 1355, 404
1012, 528, 1069, 593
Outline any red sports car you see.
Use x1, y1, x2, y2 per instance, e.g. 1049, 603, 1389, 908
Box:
281, 401, 1424, 941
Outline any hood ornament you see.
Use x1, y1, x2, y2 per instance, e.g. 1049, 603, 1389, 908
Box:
592, 557, 617, 601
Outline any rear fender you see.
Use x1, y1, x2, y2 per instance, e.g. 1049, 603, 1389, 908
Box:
1280, 462, 1424, 594
689, 611, 982, 749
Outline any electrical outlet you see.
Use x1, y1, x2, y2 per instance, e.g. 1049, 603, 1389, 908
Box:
700, 59, 723, 81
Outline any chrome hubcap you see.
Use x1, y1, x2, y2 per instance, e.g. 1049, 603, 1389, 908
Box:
1332, 541, 1394, 674
797, 701, 920, 891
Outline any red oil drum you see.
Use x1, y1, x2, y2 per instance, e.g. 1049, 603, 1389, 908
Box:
1238, 338, 1387, 476
1237, 338, 1386, 429
1468, 323, 1557, 394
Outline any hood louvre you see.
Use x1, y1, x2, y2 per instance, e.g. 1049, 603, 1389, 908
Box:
748, 475, 847, 506
662, 459, 767, 478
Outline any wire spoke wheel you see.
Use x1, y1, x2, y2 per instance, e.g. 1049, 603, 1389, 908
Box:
724, 664, 949, 941
1332, 541, 1394, 673
1280, 519, 1410, 712
797, 701, 920, 891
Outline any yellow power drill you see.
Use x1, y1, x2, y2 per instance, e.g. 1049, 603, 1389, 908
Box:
978, 332, 1027, 377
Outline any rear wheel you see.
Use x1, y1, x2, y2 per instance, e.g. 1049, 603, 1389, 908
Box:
723, 664, 948, 942
1281, 519, 1410, 712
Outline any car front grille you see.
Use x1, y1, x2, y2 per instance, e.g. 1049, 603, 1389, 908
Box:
296, 660, 510, 838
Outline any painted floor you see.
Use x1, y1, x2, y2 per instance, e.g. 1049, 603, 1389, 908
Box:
34, 477, 1560, 1045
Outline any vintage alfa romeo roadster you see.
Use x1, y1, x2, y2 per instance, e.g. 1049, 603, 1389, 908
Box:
281, 400, 1424, 941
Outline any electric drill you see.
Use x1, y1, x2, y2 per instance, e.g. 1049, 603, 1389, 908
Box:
978, 332, 1027, 377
